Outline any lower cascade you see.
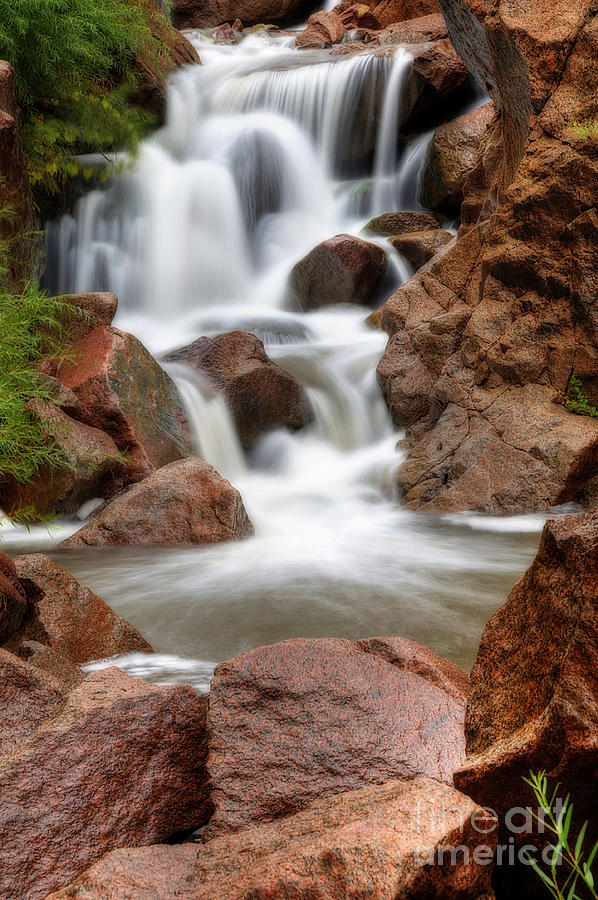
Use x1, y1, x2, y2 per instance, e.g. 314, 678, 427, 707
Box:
18, 27, 544, 688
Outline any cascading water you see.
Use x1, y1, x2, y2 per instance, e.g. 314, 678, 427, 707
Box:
16, 29, 547, 690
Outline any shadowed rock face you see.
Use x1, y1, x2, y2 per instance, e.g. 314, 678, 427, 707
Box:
0, 551, 28, 643
47, 779, 496, 900
377, 0, 598, 513
60, 457, 254, 548
205, 636, 468, 837
454, 510, 598, 897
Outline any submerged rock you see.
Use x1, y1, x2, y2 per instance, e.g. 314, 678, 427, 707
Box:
205, 636, 467, 836
0, 667, 210, 900
454, 510, 598, 896
48, 778, 496, 900
165, 330, 311, 448
58, 326, 192, 484
289, 233, 388, 310
61, 457, 254, 547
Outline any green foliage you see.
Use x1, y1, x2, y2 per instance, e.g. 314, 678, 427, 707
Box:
0, 219, 72, 524
524, 771, 598, 900
566, 375, 598, 419
0, 0, 164, 195
571, 120, 598, 141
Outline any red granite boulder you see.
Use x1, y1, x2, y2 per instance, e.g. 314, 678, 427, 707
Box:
58, 326, 191, 484
5, 554, 151, 681
205, 636, 467, 837
48, 778, 496, 900
0, 667, 211, 900
61, 457, 254, 548
166, 331, 311, 448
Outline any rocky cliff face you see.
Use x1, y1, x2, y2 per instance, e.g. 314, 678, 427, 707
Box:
378, 0, 598, 513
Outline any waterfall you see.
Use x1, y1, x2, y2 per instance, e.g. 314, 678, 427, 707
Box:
14, 27, 543, 688
165, 363, 246, 480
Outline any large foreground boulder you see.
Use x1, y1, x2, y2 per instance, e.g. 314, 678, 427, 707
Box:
0, 667, 210, 900
206, 637, 468, 836
61, 457, 254, 547
377, 0, 598, 512
4, 554, 151, 683
454, 510, 598, 897
58, 326, 192, 484
49, 778, 496, 900
289, 234, 388, 310
166, 331, 311, 448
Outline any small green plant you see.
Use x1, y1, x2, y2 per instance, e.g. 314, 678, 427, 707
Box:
0, 219, 73, 523
566, 375, 598, 419
524, 771, 598, 900
571, 120, 598, 141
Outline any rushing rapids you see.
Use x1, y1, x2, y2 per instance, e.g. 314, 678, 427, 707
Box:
12, 28, 549, 688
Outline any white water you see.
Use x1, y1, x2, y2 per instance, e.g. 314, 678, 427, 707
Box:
26, 29, 548, 688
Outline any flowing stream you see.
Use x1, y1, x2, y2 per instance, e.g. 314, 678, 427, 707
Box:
8, 29, 548, 689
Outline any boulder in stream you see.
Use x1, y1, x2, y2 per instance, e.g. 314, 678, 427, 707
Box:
48, 778, 496, 900
388, 227, 454, 270
420, 102, 497, 215
61, 457, 254, 548
165, 330, 312, 448
289, 233, 388, 310
205, 636, 468, 836
363, 209, 440, 237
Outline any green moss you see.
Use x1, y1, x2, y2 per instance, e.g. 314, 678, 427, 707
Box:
566, 375, 598, 419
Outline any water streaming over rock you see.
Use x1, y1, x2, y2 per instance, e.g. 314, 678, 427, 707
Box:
25, 29, 547, 688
